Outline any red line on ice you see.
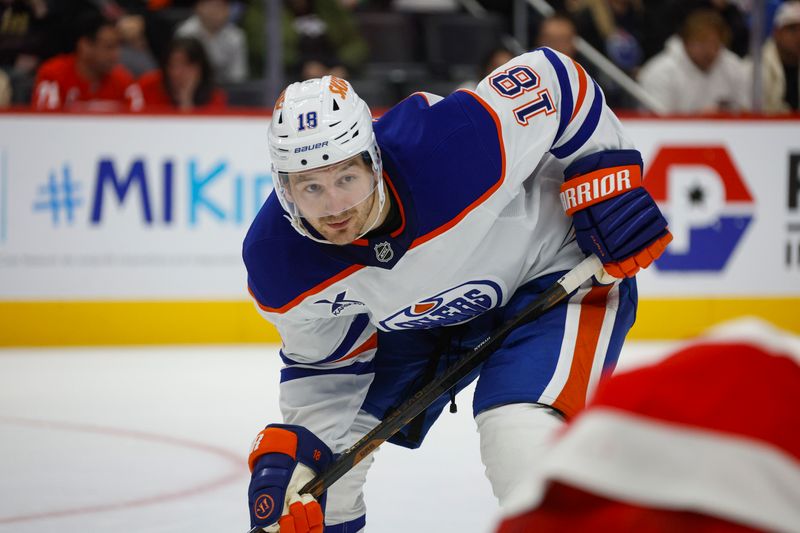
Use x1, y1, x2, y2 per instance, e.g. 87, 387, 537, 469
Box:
0, 416, 247, 524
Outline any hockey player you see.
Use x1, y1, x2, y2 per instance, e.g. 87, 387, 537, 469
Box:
243, 47, 672, 532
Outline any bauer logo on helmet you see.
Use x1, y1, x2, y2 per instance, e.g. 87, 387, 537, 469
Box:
294, 141, 329, 153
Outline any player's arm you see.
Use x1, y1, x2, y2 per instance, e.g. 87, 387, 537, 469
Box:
474, 47, 671, 277
247, 307, 377, 532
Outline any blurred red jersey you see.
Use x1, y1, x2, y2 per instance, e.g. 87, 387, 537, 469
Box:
32, 54, 143, 111
138, 70, 226, 111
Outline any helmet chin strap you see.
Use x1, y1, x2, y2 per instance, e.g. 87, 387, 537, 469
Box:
352, 177, 387, 240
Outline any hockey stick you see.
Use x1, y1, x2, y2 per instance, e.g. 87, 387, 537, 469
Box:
247, 254, 603, 533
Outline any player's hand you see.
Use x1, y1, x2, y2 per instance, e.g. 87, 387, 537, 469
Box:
248, 424, 333, 532
562, 150, 672, 279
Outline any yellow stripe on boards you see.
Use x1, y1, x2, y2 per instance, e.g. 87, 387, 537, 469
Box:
0, 301, 281, 347
631, 298, 800, 339
0, 298, 798, 347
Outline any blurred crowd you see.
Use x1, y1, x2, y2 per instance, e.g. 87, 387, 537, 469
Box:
0, 0, 798, 113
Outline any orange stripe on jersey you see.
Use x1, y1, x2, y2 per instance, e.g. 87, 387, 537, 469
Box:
386, 174, 407, 238
570, 59, 588, 124
248, 427, 298, 472
552, 284, 612, 418
410, 89, 507, 249
249, 264, 365, 314
334, 332, 378, 363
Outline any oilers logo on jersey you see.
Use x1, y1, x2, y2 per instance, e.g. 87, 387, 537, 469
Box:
379, 279, 504, 331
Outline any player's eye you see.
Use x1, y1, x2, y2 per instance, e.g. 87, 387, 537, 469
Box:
304, 183, 321, 194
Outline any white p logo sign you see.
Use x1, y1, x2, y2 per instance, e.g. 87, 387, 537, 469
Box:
666, 165, 725, 254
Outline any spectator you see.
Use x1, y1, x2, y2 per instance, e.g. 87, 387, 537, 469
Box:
572, 0, 647, 108
573, 0, 646, 75
536, 12, 636, 110
637, 9, 748, 113
139, 36, 226, 111
747, 0, 800, 113
243, 0, 368, 81
707, 0, 750, 57
643, 0, 750, 60
175, 0, 248, 83
495, 319, 800, 533
536, 13, 578, 59
118, 13, 158, 77
31, 10, 143, 111
0, 0, 57, 104
481, 46, 515, 78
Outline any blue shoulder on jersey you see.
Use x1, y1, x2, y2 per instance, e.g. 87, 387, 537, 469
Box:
243, 193, 355, 312
375, 91, 504, 237
243, 91, 505, 312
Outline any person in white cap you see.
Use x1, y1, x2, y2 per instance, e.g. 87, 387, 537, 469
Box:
747, 0, 800, 112
638, 8, 750, 113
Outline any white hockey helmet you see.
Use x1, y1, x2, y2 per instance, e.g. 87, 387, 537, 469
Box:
268, 76, 384, 242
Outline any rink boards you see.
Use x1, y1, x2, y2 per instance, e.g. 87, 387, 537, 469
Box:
0, 112, 798, 344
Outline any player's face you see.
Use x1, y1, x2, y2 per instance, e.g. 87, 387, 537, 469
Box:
775, 23, 800, 63
286, 155, 380, 245
196, 0, 230, 33
537, 19, 577, 58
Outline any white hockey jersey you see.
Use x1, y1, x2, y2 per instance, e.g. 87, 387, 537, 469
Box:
243, 48, 636, 452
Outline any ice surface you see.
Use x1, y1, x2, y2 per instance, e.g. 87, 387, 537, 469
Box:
0, 341, 676, 533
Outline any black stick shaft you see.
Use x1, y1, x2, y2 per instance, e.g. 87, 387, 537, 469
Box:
248, 255, 601, 533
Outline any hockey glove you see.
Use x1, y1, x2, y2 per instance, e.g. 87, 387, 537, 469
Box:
561, 150, 672, 279
248, 424, 333, 533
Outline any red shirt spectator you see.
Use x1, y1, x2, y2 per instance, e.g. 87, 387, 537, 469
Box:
139, 36, 227, 112
33, 54, 142, 111
31, 11, 142, 111
139, 70, 226, 110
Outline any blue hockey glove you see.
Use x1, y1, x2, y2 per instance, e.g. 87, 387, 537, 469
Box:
248, 424, 333, 532
561, 150, 672, 278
